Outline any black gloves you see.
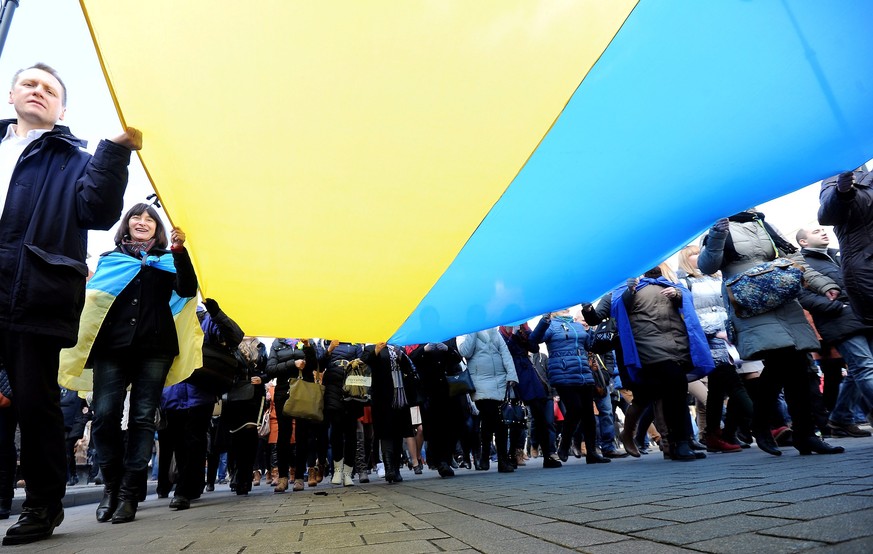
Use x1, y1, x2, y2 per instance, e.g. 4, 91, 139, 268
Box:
203, 298, 220, 316
836, 171, 854, 192
711, 217, 730, 234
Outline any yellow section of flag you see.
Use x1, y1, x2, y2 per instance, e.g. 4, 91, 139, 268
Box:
80, 0, 636, 342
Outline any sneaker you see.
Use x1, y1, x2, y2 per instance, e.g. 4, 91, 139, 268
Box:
826, 421, 872, 438
376, 463, 385, 478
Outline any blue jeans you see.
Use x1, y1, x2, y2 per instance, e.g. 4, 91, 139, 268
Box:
91, 351, 174, 476
594, 393, 618, 452
527, 397, 556, 456
832, 334, 873, 424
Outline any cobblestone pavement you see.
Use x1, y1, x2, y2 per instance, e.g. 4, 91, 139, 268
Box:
3, 436, 872, 553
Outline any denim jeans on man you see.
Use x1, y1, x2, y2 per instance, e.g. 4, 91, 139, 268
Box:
831, 334, 873, 424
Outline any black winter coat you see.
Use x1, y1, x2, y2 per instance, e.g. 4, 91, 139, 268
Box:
265, 339, 316, 399
819, 169, 873, 324
361, 344, 414, 439
0, 120, 132, 346
320, 342, 364, 414
797, 247, 872, 343
93, 247, 198, 356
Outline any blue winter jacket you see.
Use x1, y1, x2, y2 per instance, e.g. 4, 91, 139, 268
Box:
161, 382, 215, 411
499, 326, 548, 401
528, 316, 594, 387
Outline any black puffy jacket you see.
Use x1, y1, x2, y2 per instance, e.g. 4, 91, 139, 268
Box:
265, 339, 315, 398
797, 247, 872, 342
819, 169, 873, 324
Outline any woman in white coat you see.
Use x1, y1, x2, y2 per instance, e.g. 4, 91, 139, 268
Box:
459, 328, 518, 473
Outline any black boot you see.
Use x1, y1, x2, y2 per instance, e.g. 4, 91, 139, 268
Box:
671, 441, 699, 461
392, 441, 404, 483
585, 438, 611, 464
111, 471, 139, 524
95, 465, 119, 523
794, 435, 845, 455
620, 402, 643, 458
497, 454, 515, 473
380, 440, 396, 483
2, 503, 63, 546
111, 500, 137, 524
754, 430, 782, 456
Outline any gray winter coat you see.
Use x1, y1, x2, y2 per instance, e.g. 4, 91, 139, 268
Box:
458, 328, 518, 401
698, 219, 819, 359
819, 169, 873, 324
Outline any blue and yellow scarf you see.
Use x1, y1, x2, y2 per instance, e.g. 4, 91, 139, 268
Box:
59, 251, 203, 391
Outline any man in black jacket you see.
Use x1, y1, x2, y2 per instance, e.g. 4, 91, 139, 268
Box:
796, 226, 873, 438
0, 63, 141, 545
819, 168, 873, 324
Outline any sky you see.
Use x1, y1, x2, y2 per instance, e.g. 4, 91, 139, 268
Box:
0, 1, 864, 274
0, 0, 157, 270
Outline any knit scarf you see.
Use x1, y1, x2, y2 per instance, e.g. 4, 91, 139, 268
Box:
388, 346, 408, 409
120, 238, 157, 265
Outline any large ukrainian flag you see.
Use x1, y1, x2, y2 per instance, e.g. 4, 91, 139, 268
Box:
79, 1, 873, 344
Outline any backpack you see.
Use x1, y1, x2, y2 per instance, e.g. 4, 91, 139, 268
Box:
238, 337, 262, 368
342, 359, 372, 403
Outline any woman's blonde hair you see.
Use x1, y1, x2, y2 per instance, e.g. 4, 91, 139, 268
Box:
658, 262, 679, 283
678, 245, 701, 278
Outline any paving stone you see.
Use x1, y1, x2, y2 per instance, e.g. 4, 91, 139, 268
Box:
647, 500, 785, 523
759, 509, 873, 543
300, 539, 440, 554
808, 536, 873, 553
474, 536, 579, 554
362, 528, 449, 544
520, 521, 627, 548
652, 488, 777, 507
587, 515, 679, 534
746, 484, 860, 503
750, 494, 873, 521
582, 494, 684, 509
4, 439, 871, 553
475, 509, 554, 527
684, 532, 825, 553
537, 502, 687, 525
583, 539, 695, 554
429, 537, 472, 551
633, 514, 797, 545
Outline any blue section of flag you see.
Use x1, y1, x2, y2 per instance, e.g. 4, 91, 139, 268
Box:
391, 0, 873, 344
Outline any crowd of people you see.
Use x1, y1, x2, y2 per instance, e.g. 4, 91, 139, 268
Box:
0, 63, 872, 547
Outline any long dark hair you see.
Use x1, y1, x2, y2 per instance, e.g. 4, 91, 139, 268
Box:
114, 203, 168, 249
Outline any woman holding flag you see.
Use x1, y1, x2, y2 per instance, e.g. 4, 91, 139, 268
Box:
81, 203, 198, 524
